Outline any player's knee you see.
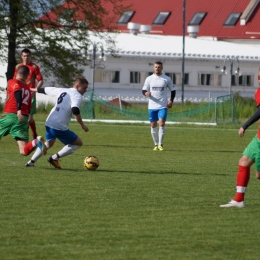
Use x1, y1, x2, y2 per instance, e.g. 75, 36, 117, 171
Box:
238, 157, 244, 165
239, 156, 252, 166
19, 150, 26, 156
73, 138, 83, 146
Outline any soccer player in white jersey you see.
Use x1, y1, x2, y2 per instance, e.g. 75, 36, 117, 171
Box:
25, 76, 89, 169
142, 61, 176, 151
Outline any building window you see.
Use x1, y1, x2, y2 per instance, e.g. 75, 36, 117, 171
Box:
117, 11, 135, 24
223, 13, 241, 26
165, 73, 189, 85
232, 75, 254, 86
130, 71, 148, 83
198, 74, 221, 86
95, 70, 120, 83
189, 12, 207, 25
153, 12, 171, 25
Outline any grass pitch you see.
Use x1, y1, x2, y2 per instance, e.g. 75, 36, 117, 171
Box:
1, 120, 260, 259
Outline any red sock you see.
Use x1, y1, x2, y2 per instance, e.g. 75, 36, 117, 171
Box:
23, 140, 37, 155
29, 120, 37, 136
234, 165, 250, 202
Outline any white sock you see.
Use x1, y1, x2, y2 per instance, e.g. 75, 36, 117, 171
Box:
159, 126, 165, 146
30, 142, 50, 163
151, 127, 159, 146
54, 144, 80, 158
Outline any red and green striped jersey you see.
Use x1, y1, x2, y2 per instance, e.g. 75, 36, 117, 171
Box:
4, 79, 32, 116
14, 62, 43, 89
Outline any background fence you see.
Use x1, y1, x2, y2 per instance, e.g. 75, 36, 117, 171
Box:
80, 91, 239, 125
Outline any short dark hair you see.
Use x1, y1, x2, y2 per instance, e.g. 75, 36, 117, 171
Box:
21, 48, 31, 55
17, 65, 30, 77
154, 61, 163, 66
74, 76, 89, 85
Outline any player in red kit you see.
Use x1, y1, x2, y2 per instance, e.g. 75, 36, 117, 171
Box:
0, 65, 46, 157
220, 88, 260, 208
14, 48, 43, 139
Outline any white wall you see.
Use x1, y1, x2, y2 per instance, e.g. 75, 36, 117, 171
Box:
1, 53, 259, 100
82, 56, 259, 93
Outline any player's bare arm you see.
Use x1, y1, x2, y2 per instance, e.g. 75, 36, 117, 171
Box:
17, 110, 24, 121
74, 114, 89, 132
238, 127, 245, 137
167, 100, 173, 108
36, 80, 44, 90
142, 90, 151, 97
72, 108, 89, 133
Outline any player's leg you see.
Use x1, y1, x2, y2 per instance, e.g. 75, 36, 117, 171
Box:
254, 146, 260, 179
55, 136, 82, 157
220, 136, 257, 208
29, 97, 38, 139
233, 155, 253, 200
0, 114, 12, 139
25, 139, 55, 166
149, 109, 159, 150
255, 171, 260, 179
47, 129, 81, 169
17, 136, 47, 156
25, 126, 55, 166
158, 108, 168, 151
6, 114, 46, 156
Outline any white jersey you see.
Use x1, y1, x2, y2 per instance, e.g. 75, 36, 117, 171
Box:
44, 87, 83, 130
142, 74, 175, 109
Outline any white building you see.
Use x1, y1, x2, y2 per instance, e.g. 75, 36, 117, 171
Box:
78, 32, 260, 95
1, 32, 260, 104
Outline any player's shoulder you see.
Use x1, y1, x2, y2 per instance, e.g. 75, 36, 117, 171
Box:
15, 63, 23, 69
8, 78, 16, 83
8, 78, 23, 85
161, 74, 171, 80
145, 74, 155, 81
70, 88, 83, 98
59, 87, 80, 97
29, 62, 40, 69
8, 78, 26, 89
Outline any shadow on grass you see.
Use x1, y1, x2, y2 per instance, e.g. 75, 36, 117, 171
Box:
36, 167, 228, 176
83, 144, 240, 153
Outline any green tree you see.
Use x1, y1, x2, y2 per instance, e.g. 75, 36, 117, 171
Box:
0, 0, 128, 86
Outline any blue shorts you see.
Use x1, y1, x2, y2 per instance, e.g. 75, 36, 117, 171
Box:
148, 108, 168, 123
45, 126, 78, 145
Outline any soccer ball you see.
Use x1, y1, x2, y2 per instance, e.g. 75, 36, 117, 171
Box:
84, 155, 99, 171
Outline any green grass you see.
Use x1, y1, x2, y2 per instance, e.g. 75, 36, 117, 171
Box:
1, 118, 260, 259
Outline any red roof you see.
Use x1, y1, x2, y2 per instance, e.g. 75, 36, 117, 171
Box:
112, 0, 260, 39
43, 0, 260, 39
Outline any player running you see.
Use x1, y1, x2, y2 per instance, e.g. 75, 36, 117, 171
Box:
25, 76, 89, 169
0, 65, 46, 156
220, 88, 260, 208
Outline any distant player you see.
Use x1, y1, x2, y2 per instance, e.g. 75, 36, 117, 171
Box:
142, 61, 176, 151
220, 88, 260, 208
25, 76, 89, 169
0, 65, 46, 156
14, 48, 44, 139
